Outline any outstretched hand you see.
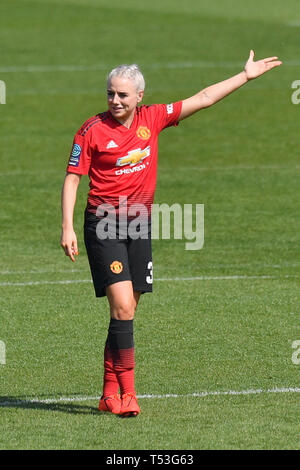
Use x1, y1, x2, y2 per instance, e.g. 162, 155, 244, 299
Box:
244, 50, 282, 80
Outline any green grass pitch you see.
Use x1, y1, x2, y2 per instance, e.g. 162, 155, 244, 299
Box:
0, 0, 300, 450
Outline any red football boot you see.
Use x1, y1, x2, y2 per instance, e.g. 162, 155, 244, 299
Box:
98, 394, 121, 414
119, 393, 140, 417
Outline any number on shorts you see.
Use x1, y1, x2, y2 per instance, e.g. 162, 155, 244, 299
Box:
146, 261, 153, 284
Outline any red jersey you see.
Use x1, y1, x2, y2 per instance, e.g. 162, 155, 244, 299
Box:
66, 101, 182, 217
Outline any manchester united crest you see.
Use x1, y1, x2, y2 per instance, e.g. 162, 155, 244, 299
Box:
110, 261, 123, 274
136, 126, 151, 140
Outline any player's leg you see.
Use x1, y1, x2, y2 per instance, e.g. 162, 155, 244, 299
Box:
111, 233, 153, 416
84, 211, 134, 413
106, 280, 140, 320
105, 281, 141, 416
84, 211, 150, 415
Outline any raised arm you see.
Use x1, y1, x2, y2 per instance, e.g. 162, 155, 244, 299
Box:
179, 50, 282, 120
60, 172, 81, 262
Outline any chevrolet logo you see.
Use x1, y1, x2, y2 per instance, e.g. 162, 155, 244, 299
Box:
116, 146, 150, 167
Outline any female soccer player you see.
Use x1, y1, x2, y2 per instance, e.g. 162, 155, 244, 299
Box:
61, 51, 281, 417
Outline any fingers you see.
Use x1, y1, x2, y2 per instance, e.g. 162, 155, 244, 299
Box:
263, 56, 280, 63
248, 49, 255, 61
248, 50, 282, 66
268, 60, 282, 67
62, 244, 76, 262
67, 246, 75, 262
70, 243, 79, 262
72, 239, 79, 258
264, 60, 282, 71
61, 238, 79, 262
263, 60, 282, 71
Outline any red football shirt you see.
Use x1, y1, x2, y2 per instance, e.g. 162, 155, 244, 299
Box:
66, 101, 182, 217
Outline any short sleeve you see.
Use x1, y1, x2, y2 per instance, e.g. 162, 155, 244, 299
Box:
153, 101, 182, 133
66, 132, 92, 175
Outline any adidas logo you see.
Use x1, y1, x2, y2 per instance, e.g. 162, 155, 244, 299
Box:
106, 140, 118, 149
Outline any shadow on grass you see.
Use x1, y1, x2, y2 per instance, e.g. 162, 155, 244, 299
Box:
0, 396, 102, 415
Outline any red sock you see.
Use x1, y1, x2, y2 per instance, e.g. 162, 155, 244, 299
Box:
102, 342, 119, 397
112, 347, 135, 395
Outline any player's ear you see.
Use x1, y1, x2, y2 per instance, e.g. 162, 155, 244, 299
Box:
137, 90, 144, 103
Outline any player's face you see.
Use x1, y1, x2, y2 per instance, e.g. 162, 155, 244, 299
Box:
107, 76, 144, 125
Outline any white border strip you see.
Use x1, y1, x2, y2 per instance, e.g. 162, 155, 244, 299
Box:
0, 274, 297, 287
1, 387, 299, 407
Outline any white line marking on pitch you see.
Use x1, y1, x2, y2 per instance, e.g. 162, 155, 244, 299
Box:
0, 62, 246, 73
0, 279, 93, 287
0, 387, 299, 407
1, 263, 299, 275
157, 275, 297, 281
0, 275, 297, 287
0, 269, 87, 275
1, 165, 299, 177
0, 60, 299, 74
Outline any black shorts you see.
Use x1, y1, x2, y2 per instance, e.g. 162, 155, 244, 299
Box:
84, 210, 153, 297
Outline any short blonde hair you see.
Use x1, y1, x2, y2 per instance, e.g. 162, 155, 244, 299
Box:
107, 64, 145, 92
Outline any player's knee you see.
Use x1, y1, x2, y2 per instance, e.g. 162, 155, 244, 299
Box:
111, 300, 136, 320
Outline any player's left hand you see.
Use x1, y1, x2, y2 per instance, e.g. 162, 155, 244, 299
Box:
244, 50, 282, 80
